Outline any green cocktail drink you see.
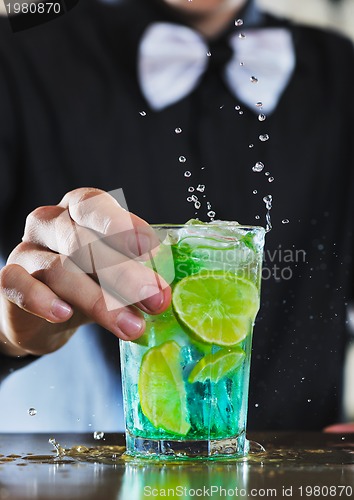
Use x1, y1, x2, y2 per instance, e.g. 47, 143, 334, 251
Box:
120, 221, 265, 459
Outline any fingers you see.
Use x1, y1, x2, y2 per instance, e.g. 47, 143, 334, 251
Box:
0, 263, 73, 323
0, 263, 75, 356
7, 243, 171, 340
3, 187, 173, 354
21, 188, 170, 311
58, 188, 159, 257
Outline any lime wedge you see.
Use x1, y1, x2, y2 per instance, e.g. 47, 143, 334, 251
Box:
188, 347, 246, 384
172, 271, 259, 346
138, 341, 190, 436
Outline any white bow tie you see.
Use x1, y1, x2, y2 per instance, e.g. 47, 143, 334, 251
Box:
138, 22, 296, 114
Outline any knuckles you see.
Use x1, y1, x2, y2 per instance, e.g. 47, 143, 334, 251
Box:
0, 263, 21, 291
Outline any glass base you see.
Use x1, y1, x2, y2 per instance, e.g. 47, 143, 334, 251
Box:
125, 431, 249, 461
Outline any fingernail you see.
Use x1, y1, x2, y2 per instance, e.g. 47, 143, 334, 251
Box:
51, 299, 72, 319
117, 310, 144, 336
140, 285, 163, 312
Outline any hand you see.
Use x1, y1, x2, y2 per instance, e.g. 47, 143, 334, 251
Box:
0, 188, 171, 357
323, 423, 354, 433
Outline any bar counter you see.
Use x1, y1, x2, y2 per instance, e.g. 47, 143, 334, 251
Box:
0, 432, 353, 499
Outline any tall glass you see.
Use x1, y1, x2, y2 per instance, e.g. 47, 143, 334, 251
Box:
120, 222, 265, 460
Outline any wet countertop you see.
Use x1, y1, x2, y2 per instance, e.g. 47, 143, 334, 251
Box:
0, 432, 353, 499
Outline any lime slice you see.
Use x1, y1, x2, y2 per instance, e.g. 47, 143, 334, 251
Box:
138, 341, 190, 436
188, 347, 246, 384
172, 271, 259, 346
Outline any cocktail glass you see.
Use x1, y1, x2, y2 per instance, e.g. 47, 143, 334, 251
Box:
119, 222, 265, 460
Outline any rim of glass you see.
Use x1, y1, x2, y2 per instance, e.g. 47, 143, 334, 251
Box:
150, 223, 265, 231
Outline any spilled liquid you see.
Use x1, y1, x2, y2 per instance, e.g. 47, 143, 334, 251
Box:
2, 437, 354, 467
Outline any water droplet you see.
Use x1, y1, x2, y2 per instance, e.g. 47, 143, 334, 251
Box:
256, 101, 263, 108
139, 111, 146, 116
268, 176, 274, 183
188, 186, 195, 192
196, 184, 205, 192
282, 219, 290, 224
258, 113, 266, 122
179, 156, 187, 163
184, 171, 192, 177
253, 190, 258, 194
191, 195, 198, 202
175, 127, 182, 134
238, 33, 246, 39
235, 105, 240, 110
259, 134, 269, 142
207, 210, 216, 218
307, 399, 312, 403
254, 403, 259, 407
239, 111, 243, 115
239, 61, 245, 66
201, 166, 206, 170
263, 194, 273, 207
93, 431, 105, 440
265, 171, 270, 176
28, 408, 37, 416
206, 51, 212, 57
207, 202, 212, 210
263, 194, 273, 232
255, 215, 260, 220
194, 201, 201, 209
187, 197, 193, 202
249, 143, 254, 148
250, 76, 258, 83
235, 18, 243, 26
252, 161, 264, 172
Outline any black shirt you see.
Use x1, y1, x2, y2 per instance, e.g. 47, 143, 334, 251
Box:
0, 0, 353, 430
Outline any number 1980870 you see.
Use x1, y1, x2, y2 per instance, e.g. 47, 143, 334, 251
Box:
5, 3, 62, 15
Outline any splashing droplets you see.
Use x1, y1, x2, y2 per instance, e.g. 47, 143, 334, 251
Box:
259, 134, 269, 142
252, 162, 264, 173
263, 195, 273, 232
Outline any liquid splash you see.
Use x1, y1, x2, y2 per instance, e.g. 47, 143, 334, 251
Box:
263, 195, 273, 232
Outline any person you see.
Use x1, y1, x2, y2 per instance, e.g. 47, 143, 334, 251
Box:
0, 0, 353, 432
